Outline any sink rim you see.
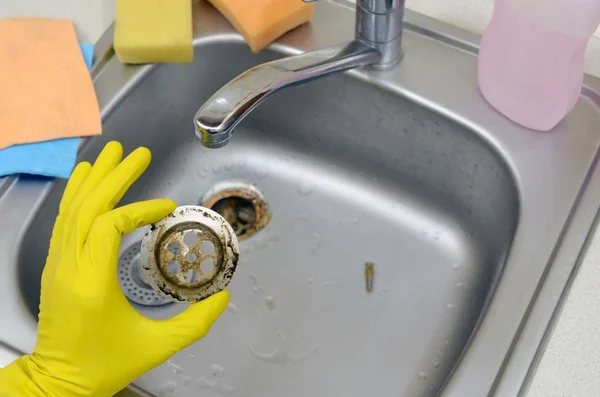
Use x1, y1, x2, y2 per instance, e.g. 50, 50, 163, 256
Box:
0, 2, 599, 397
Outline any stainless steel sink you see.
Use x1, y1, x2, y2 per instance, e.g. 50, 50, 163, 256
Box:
2, 1, 600, 396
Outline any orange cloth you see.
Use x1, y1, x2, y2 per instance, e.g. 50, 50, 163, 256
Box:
0, 18, 101, 149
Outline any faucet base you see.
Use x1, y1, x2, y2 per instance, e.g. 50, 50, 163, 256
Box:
355, 0, 405, 68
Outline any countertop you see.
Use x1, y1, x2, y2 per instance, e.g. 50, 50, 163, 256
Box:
1, 1, 600, 396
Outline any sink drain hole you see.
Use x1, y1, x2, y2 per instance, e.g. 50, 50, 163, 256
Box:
212, 197, 256, 236
201, 181, 270, 241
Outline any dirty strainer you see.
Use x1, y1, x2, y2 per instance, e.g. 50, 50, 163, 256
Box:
140, 205, 240, 302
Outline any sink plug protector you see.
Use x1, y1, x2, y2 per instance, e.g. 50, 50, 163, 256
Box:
140, 205, 239, 302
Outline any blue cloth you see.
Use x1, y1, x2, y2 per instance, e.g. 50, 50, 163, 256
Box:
0, 44, 95, 179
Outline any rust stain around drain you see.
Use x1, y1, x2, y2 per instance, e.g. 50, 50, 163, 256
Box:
202, 186, 271, 241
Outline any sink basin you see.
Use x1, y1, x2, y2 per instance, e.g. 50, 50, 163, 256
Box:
2, 1, 600, 396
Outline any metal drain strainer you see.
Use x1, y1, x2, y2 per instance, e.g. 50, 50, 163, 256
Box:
117, 242, 170, 306
140, 205, 240, 302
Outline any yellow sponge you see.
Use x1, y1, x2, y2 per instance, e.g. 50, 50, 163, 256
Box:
114, 0, 193, 64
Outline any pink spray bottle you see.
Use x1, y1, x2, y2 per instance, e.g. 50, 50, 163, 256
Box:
478, 0, 600, 131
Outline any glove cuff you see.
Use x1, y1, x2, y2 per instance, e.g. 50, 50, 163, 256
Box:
0, 356, 46, 397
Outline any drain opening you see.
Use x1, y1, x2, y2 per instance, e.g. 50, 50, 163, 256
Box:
201, 181, 270, 241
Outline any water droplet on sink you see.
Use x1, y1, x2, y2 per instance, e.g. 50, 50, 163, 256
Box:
222, 383, 235, 392
456, 281, 464, 289
309, 231, 322, 254
433, 360, 440, 368
212, 163, 222, 174
265, 296, 276, 310
167, 360, 183, 374
298, 213, 312, 223
159, 380, 177, 394
298, 181, 313, 196
189, 353, 196, 359
197, 165, 209, 179
418, 372, 428, 380
250, 272, 264, 292
250, 330, 319, 364
197, 377, 235, 393
452, 263, 462, 270
197, 377, 217, 389
182, 376, 192, 386
227, 302, 240, 314
224, 162, 234, 171
237, 159, 247, 169
307, 276, 315, 288
211, 364, 225, 377
446, 303, 456, 312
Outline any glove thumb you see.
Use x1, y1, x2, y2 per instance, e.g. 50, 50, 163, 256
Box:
158, 290, 230, 350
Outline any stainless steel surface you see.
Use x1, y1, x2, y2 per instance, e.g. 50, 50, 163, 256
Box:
1, 1, 600, 396
194, 0, 405, 148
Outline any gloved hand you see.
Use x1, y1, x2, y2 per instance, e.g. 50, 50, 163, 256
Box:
0, 141, 229, 397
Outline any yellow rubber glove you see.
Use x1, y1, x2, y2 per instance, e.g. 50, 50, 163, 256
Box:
0, 141, 230, 397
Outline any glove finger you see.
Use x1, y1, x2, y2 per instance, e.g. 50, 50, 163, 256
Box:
59, 161, 92, 216
84, 199, 177, 275
75, 147, 152, 249
50, 161, 92, 252
44, 161, 92, 275
156, 290, 230, 348
63, 141, 123, 251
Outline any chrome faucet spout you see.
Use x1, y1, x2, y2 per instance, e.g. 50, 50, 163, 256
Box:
194, 0, 406, 148
194, 41, 379, 148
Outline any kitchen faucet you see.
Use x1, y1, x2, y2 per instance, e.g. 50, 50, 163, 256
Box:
194, 0, 406, 148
